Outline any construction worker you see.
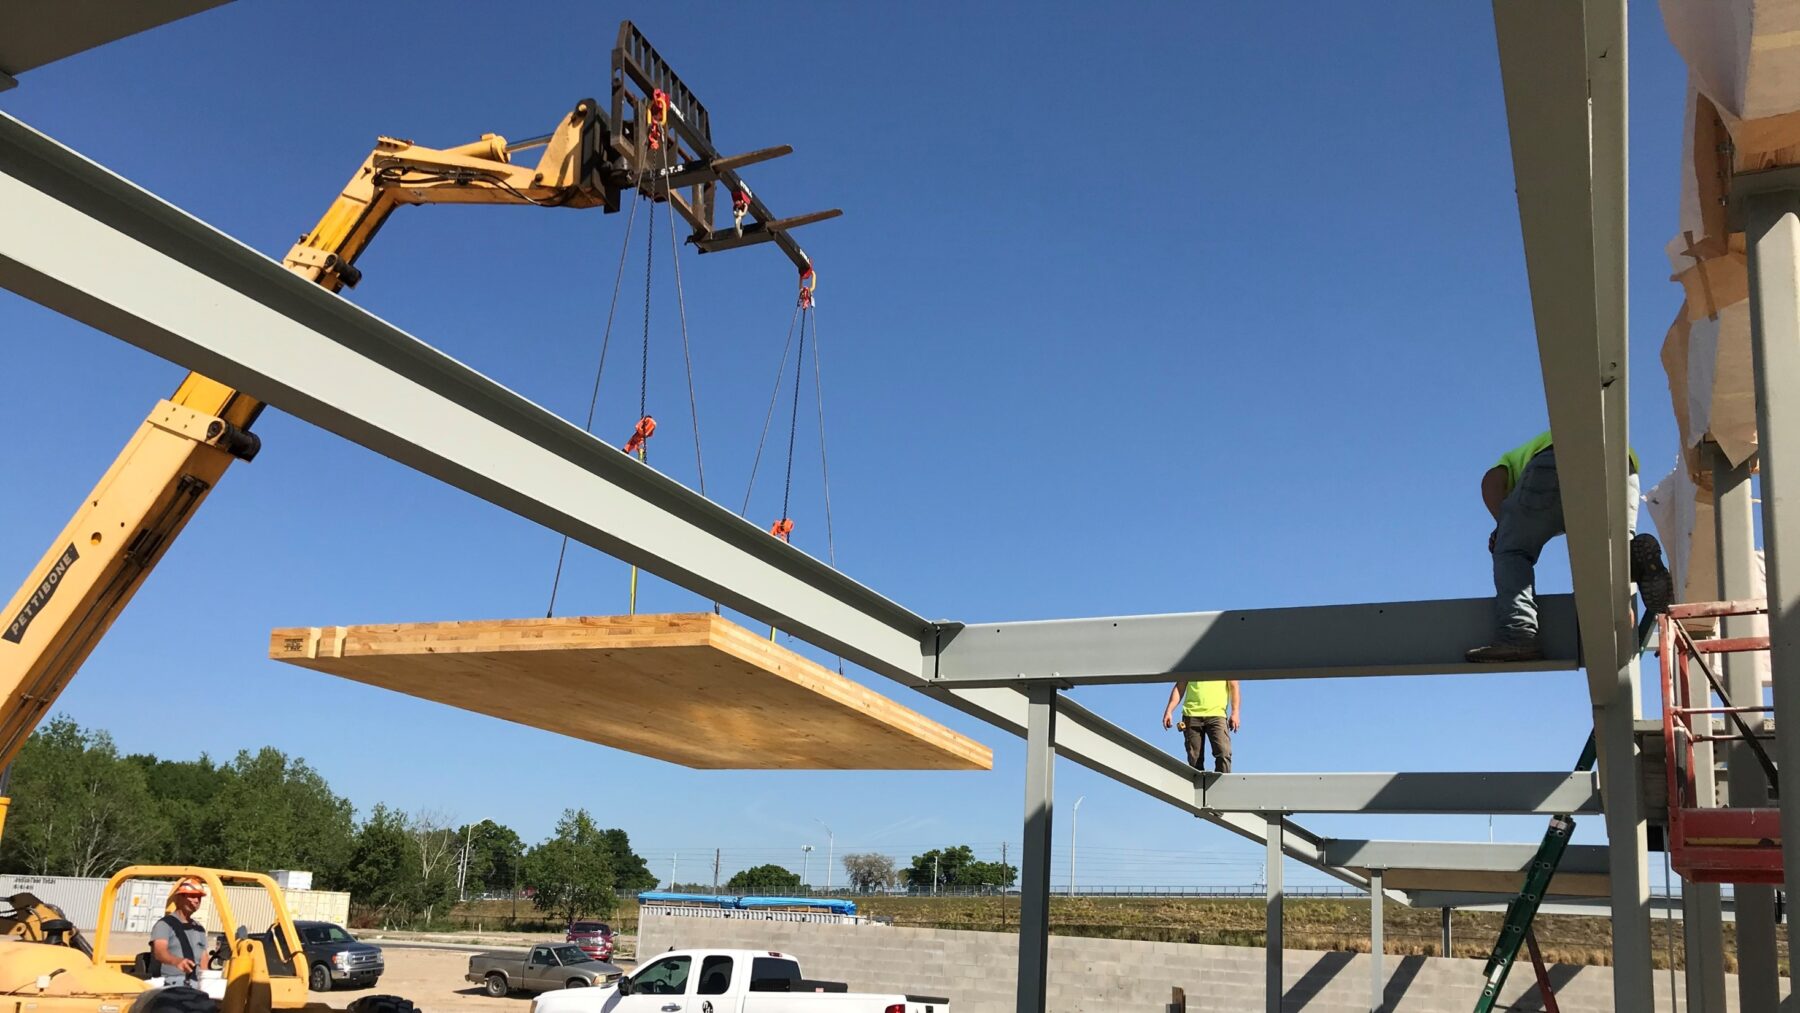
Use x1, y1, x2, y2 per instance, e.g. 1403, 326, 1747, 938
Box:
1465, 430, 1673, 662
1161, 679, 1240, 773
151, 876, 210, 986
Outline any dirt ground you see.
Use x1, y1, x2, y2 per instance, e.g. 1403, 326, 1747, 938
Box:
317, 946, 637, 1013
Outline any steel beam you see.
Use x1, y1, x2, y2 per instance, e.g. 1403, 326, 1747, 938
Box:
0, 109, 930, 687
1266, 815, 1283, 1013
0, 113, 1368, 906
1198, 772, 1600, 815
1739, 180, 1800, 998
1494, 1, 1648, 1003
1015, 686, 1054, 1013
1369, 869, 1384, 1013
1716, 449, 1780, 1012
1492, 0, 1636, 699
929, 596, 1578, 687
1319, 840, 1609, 875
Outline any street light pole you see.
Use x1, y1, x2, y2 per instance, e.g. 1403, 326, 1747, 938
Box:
816, 820, 835, 893
1069, 796, 1085, 898
801, 844, 814, 890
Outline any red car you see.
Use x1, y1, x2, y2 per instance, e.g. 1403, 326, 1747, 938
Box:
565, 920, 613, 962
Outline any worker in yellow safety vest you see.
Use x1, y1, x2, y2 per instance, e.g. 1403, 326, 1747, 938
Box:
1464, 430, 1672, 663
1161, 679, 1240, 773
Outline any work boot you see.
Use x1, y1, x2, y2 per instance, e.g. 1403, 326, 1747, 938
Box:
1631, 532, 1674, 616
1464, 641, 1545, 663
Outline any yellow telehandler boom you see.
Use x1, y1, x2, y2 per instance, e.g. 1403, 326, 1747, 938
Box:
0, 22, 834, 833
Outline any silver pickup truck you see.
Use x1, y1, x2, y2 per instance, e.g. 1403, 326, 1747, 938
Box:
466, 942, 626, 996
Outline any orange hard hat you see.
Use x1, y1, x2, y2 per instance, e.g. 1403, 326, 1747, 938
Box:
172, 877, 207, 897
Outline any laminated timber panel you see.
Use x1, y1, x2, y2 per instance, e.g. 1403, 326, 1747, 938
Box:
269, 613, 991, 771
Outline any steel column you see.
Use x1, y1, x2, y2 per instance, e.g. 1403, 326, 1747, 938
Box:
1369, 870, 1384, 1013
1598, 688, 1655, 1010
1015, 686, 1055, 1013
1742, 188, 1800, 994
1716, 448, 1780, 1012
1676, 450, 1730, 1013
1266, 815, 1284, 1013
1440, 907, 1452, 957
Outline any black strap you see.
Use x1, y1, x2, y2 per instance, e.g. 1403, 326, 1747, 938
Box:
161, 914, 197, 978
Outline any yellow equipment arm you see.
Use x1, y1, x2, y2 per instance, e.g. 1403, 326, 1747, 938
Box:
0, 101, 619, 818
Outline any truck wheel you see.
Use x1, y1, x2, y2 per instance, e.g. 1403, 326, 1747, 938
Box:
309, 963, 332, 992
564, 979, 589, 989
346, 996, 418, 1013
143, 987, 217, 1013
484, 973, 509, 998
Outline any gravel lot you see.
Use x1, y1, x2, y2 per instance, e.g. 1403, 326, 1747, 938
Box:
314, 945, 635, 1013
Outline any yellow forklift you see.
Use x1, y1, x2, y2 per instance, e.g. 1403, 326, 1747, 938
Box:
0, 867, 398, 1013
0, 21, 831, 1013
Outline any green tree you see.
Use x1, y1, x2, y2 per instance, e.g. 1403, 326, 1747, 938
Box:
196, 748, 355, 885
905, 845, 976, 892
726, 864, 802, 892
343, 804, 421, 923
522, 810, 616, 926
599, 828, 657, 895
0, 717, 166, 877
457, 820, 524, 898
126, 754, 226, 866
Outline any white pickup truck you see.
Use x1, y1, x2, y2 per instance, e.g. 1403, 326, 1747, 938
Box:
528, 948, 947, 1013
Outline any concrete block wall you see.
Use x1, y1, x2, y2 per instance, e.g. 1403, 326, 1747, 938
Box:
639, 908, 1785, 1011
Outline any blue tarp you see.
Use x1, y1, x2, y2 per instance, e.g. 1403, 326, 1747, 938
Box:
637, 891, 857, 915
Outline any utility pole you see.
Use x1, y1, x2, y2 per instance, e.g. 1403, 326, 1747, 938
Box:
816, 820, 835, 893
458, 822, 474, 902
933, 853, 940, 896
669, 852, 678, 891
1069, 796, 1085, 897
1000, 842, 1009, 928
712, 848, 721, 891
801, 845, 813, 890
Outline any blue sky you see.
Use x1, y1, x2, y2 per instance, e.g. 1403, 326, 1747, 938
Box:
0, 3, 1694, 889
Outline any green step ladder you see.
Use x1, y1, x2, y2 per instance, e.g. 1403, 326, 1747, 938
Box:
1472, 735, 1596, 1013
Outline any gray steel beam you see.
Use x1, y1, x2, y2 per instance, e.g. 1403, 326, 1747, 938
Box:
1266, 815, 1283, 1013
1015, 686, 1054, 1013
1369, 870, 1384, 1013
1494, 1, 1649, 1004
0, 109, 930, 689
1717, 449, 1780, 1013
1492, 0, 1636, 699
1198, 772, 1600, 815
1406, 891, 1719, 920
1739, 179, 1800, 999
0, 112, 1368, 905
930, 596, 1578, 687
1319, 840, 1609, 875
934, 689, 1365, 890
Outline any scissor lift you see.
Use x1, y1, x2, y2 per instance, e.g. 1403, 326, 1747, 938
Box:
1660, 599, 1782, 884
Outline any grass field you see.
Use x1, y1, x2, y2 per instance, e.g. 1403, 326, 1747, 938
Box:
440, 896, 1785, 972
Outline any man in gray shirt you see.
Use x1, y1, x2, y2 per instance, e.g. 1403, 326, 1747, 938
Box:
151, 877, 210, 985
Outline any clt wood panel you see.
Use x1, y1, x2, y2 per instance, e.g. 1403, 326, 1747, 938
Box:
269, 613, 991, 771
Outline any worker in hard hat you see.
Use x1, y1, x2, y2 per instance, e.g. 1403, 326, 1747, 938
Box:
151, 876, 211, 986
1465, 431, 1673, 663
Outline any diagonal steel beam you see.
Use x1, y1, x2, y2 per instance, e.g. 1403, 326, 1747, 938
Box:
0, 110, 1363, 891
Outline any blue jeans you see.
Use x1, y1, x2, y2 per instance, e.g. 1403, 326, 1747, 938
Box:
1491, 449, 1639, 643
